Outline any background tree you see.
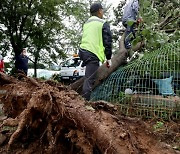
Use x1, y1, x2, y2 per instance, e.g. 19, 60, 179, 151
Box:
0, 0, 70, 73
27, 8, 67, 77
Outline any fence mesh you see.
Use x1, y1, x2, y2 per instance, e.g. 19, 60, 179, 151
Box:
91, 40, 180, 120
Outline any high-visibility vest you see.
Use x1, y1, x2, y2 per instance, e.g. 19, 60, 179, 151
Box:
80, 16, 105, 62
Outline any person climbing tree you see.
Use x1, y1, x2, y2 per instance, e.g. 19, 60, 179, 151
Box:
122, 0, 142, 49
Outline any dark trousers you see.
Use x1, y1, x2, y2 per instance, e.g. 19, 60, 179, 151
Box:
123, 21, 136, 49
79, 49, 99, 101
16, 69, 28, 76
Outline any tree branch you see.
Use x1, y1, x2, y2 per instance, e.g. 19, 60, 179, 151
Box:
22, 15, 36, 44
19, 0, 33, 39
160, 15, 180, 30
159, 14, 172, 28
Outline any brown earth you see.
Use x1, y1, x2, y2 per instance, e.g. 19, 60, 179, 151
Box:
0, 72, 179, 154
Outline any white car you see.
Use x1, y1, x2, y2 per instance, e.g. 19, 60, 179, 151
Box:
28, 69, 60, 79
60, 57, 85, 81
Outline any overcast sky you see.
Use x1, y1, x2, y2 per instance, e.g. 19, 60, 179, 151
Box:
107, 0, 121, 7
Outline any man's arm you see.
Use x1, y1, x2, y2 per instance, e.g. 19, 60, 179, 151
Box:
102, 22, 112, 60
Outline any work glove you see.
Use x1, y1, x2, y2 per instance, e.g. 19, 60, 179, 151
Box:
106, 59, 112, 68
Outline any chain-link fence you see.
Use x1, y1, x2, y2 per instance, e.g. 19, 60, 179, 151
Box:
91, 41, 180, 120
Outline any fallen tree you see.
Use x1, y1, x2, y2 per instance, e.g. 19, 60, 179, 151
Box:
70, 35, 144, 93
0, 72, 177, 153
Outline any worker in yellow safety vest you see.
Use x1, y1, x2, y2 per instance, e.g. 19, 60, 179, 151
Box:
79, 2, 112, 101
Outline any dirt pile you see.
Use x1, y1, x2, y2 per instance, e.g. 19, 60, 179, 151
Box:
0, 72, 179, 154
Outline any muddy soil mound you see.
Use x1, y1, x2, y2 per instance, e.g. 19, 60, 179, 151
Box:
0, 72, 179, 154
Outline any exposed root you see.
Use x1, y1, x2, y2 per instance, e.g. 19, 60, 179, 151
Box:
46, 123, 55, 153
0, 72, 16, 84
3, 118, 18, 127
8, 109, 31, 149
0, 74, 178, 154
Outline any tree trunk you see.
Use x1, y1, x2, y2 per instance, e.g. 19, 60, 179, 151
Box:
70, 34, 144, 93
34, 58, 38, 78
33, 49, 40, 78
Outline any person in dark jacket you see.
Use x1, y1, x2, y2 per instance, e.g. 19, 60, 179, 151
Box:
79, 2, 112, 101
15, 48, 28, 75
122, 0, 140, 49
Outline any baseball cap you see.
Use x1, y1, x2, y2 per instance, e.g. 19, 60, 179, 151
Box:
90, 3, 103, 14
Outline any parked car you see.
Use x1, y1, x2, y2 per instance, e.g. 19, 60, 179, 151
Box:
28, 69, 60, 79
60, 56, 85, 81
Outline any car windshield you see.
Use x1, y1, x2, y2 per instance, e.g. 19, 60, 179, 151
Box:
62, 58, 81, 67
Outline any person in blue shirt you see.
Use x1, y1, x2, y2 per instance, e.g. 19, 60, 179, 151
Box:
15, 48, 29, 75
122, 0, 140, 49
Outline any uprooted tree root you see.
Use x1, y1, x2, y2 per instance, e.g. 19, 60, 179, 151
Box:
0, 72, 178, 154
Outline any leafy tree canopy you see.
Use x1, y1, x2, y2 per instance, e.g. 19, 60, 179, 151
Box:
0, 0, 66, 55
112, 0, 179, 51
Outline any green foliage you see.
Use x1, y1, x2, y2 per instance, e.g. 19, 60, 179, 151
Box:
38, 76, 47, 80
111, 1, 126, 50
28, 63, 45, 69
50, 73, 61, 82
0, 0, 69, 68
133, 0, 180, 50
153, 121, 164, 130
112, 0, 179, 51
